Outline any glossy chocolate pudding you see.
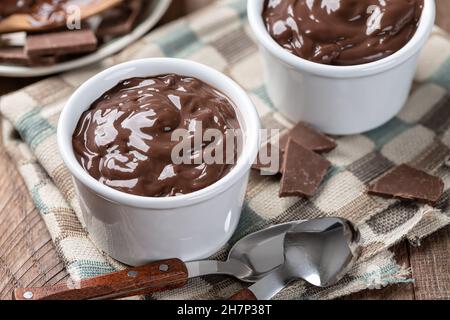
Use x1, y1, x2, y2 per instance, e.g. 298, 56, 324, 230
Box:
0, 0, 34, 18
72, 74, 241, 197
263, 0, 424, 65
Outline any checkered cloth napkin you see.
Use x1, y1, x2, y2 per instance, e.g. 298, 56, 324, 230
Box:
1, 0, 450, 300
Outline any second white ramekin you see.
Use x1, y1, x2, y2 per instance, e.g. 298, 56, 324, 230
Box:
248, 0, 436, 135
58, 58, 260, 266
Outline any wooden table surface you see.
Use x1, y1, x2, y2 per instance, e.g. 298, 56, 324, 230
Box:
0, 1, 449, 300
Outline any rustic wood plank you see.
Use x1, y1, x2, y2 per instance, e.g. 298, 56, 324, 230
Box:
405, 1, 450, 296
0, 128, 69, 300
409, 226, 450, 300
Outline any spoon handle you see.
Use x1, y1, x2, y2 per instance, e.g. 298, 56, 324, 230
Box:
228, 268, 289, 301
13, 259, 188, 300
229, 289, 257, 300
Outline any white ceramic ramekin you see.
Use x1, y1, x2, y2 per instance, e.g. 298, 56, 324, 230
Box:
58, 58, 260, 266
248, 0, 436, 135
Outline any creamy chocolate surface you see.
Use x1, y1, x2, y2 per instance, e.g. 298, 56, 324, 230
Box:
263, 0, 424, 65
73, 74, 240, 197
0, 0, 34, 18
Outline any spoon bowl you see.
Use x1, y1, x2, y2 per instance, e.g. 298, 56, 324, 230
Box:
186, 221, 301, 282
230, 217, 361, 300
283, 218, 360, 287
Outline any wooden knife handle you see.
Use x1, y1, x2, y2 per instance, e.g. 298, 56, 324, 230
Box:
13, 259, 188, 300
228, 288, 257, 300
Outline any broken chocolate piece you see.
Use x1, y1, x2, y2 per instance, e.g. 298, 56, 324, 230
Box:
289, 122, 337, 153
29, 54, 59, 66
0, 46, 29, 64
277, 132, 290, 154
279, 138, 331, 198
0, 46, 58, 66
252, 142, 283, 175
25, 29, 98, 57
97, 0, 142, 38
368, 164, 444, 205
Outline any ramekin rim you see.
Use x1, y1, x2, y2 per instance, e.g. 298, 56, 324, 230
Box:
57, 58, 261, 210
247, 0, 436, 78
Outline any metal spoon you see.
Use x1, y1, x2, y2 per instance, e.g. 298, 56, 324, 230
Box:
187, 221, 297, 282
230, 218, 361, 300
14, 220, 299, 300
15, 218, 357, 300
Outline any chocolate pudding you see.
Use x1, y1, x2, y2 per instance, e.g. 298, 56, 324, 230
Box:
0, 0, 34, 19
72, 74, 241, 197
263, 0, 424, 65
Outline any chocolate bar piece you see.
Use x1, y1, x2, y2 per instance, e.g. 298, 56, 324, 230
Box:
277, 132, 290, 154
25, 29, 98, 57
368, 164, 444, 205
0, 46, 57, 66
0, 46, 29, 65
280, 122, 337, 154
279, 139, 331, 198
29, 54, 59, 66
97, 0, 142, 38
252, 142, 283, 175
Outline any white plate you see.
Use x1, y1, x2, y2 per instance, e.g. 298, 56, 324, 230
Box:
0, 0, 172, 77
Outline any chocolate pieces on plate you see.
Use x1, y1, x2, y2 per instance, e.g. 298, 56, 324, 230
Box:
368, 164, 444, 205
0, 0, 144, 67
97, 0, 142, 38
0, 46, 29, 64
0, 46, 57, 66
26, 29, 98, 57
0, 29, 98, 66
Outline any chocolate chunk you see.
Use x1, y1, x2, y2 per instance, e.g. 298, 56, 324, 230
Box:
288, 122, 337, 153
0, 46, 29, 65
368, 164, 444, 205
97, 0, 142, 38
29, 54, 59, 66
252, 142, 283, 175
279, 139, 331, 198
0, 46, 57, 66
25, 29, 98, 57
277, 132, 290, 154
